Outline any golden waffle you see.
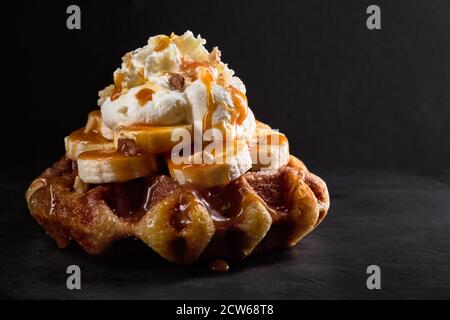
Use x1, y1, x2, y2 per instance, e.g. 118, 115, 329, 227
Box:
25, 155, 329, 264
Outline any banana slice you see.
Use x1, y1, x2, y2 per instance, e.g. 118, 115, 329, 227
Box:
65, 128, 114, 160
77, 149, 158, 184
114, 124, 192, 154
167, 141, 252, 187
250, 127, 289, 171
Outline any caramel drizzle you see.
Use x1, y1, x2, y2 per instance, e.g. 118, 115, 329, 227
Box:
198, 67, 250, 160
111, 72, 126, 101
154, 35, 172, 52
174, 181, 295, 231
199, 68, 249, 134
98, 35, 256, 174
68, 128, 110, 145
199, 66, 216, 135
135, 88, 154, 106
182, 60, 207, 70
228, 86, 248, 126
181, 59, 207, 78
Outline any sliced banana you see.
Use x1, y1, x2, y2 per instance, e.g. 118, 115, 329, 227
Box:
249, 127, 289, 171
167, 141, 252, 187
114, 124, 192, 154
77, 149, 158, 184
65, 128, 114, 160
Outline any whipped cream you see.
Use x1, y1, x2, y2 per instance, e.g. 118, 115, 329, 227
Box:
99, 31, 255, 141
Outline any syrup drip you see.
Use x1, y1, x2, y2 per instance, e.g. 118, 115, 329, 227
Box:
210, 259, 229, 272
197, 67, 251, 159
199, 67, 233, 160
199, 67, 216, 135
228, 86, 248, 126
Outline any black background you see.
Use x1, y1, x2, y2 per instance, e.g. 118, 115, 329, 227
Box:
4, 0, 450, 178
1, 0, 449, 300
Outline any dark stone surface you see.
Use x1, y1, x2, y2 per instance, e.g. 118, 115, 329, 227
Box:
1, 169, 449, 299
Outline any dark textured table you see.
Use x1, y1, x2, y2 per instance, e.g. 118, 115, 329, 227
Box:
1, 169, 449, 299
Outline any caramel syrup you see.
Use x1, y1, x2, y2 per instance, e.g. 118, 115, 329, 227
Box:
210, 259, 229, 272
154, 36, 171, 52
103, 177, 156, 221
111, 72, 126, 101
197, 66, 252, 161
199, 66, 216, 134
180, 182, 247, 230
199, 67, 236, 161
135, 88, 154, 106
181, 59, 207, 72
68, 128, 110, 145
111, 86, 121, 101
160, 169, 294, 230
78, 148, 142, 161
228, 86, 248, 126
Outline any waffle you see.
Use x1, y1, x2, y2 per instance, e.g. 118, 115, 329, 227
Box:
25, 155, 329, 263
